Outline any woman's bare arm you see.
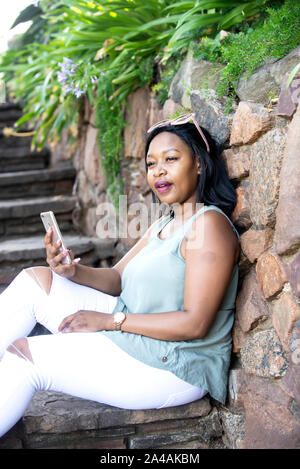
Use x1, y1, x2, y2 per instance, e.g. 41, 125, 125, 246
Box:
119, 211, 237, 340
67, 264, 122, 296
45, 218, 163, 296
60, 211, 238, 340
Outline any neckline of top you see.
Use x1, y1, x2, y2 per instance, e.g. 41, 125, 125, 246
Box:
155, 205, 241, 243
156, 206, 206, 241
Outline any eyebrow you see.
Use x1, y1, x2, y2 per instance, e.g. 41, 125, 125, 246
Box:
146, 148, 181, 159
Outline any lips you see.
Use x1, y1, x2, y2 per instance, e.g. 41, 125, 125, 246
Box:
155, 180, 172, 189
154, 180, 173, 193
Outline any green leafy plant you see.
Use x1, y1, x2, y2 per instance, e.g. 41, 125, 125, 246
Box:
0, 0, 292, 204
189, 0, 300, 111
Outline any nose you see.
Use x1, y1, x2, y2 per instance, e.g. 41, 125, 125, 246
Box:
153, 160, 167, 177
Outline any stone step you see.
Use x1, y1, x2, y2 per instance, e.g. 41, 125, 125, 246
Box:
0, 146, 49, 172
0, 235, 116, 289
0, 102, 21, 111
0, 195, 77, 237
0, 166, 75, 199
0, 391, 223, 449
0, 194, 77, 220
0, 108, 23, 123
0, 135, 31, 149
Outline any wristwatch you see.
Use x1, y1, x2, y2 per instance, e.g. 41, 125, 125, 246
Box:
113, 312, 126, 331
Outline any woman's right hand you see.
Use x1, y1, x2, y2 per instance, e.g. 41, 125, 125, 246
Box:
44, 227, 80, 279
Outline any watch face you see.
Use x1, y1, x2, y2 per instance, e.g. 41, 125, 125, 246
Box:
115, 312, 125, 324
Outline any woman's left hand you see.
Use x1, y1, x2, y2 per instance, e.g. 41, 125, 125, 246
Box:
58, 310, 113, 333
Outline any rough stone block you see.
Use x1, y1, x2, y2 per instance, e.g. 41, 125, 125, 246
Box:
222, 147, 250, 181
240, 227, 273, 263
123, 87, 151, 159
83, 125, 105, 188
129, 428, 204, 449
162, 99, 182, 119
136, 158, 150, 195
190, 89, 232, 144
230, 182, 251, 230
240, 328, 288, 378
230, 101, 275, 145
25, 432, 129, 450
274, 102, 300, 255
129, 408, 222, 449
272, 292, 300, 351
227, 368, 248, 409
284, 252, 300, 299
241, 374, 300, 449
279, 319, 300, 405
235, 269, 270, 333
277, 72, 300, 117
218, 407, 245, 449
249, 126, 287, 229
236, 45, 300, 104
147, 92, 163, 130
256, 252, 287, 299
21, 391, 211, 436
232, 318, 248, 353
169, 50, 225, 109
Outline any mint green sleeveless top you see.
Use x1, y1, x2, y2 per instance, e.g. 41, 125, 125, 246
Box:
101, 204, 240, 404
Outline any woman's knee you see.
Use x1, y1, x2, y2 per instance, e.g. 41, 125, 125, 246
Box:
7, 338, 33, 363
25, 267, 53, 295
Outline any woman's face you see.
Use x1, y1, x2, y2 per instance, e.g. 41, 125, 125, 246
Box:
146, 131, 200, 207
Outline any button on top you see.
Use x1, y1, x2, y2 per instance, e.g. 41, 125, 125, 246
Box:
162, 356, 168, 362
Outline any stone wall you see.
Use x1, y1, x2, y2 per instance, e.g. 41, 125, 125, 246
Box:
72, 46, 300, 448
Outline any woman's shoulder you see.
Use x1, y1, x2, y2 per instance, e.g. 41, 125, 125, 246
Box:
184, 206, 240, 264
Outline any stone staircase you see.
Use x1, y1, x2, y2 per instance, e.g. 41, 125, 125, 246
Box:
0, 102, 115, 293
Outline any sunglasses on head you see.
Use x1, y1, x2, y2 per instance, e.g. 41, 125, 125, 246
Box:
147, 112, 210, 154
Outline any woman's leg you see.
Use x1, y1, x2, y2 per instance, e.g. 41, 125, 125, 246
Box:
0, 267, 117, 358
0, 270, 40, 357
0, 331, 207, 437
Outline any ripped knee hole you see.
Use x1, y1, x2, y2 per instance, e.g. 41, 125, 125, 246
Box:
7, 338, 33, 363
25, 267, 53, 296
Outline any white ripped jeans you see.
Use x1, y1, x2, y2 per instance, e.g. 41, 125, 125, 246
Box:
0, 269, 207, 438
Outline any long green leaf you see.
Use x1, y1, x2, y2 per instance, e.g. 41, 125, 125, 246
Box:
286, 62, 300, 90
10, 4, 41, 29
164, 2, 195, 13
112, 69, 139, 85
169, 13, 223, 45
175, 1, 241, 29
15, 110, 36, 127
41, 69, 55, 105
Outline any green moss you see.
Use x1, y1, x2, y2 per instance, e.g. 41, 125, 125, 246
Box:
190, 0, 300, 110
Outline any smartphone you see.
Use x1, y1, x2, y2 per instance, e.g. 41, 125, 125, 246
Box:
40, 211, 72, 265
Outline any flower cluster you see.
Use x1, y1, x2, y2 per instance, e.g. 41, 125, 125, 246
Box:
57, 57, 98, 99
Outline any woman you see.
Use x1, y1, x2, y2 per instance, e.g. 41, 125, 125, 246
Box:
0, 114, 240, 438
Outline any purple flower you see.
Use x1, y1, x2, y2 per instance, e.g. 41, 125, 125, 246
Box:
62, 85, 73, 94
62, 57, 74, 64
57, 58, 100, 99
57, 71, 67, 84
74, 87, 83, 98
